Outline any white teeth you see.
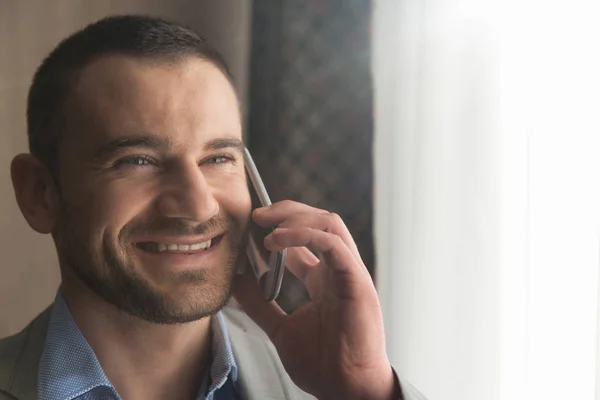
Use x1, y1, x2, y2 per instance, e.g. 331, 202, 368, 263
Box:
155, 240, 212, 252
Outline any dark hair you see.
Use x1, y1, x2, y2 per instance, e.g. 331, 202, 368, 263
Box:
27, 14, 234, 181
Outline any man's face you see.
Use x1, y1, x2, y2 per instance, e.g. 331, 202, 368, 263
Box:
55, 55, 251, 324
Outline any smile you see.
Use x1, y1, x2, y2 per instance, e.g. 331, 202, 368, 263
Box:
135, 234, 223, 254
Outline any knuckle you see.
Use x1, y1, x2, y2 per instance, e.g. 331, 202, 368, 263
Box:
327, 232, 344, 247
272, 227, 284, 238
301, 226, 314, 236
328, 212, 344, 226
280, 199, 296, 207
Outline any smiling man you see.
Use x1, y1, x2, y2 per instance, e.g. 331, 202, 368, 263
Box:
0, 15, 426, 400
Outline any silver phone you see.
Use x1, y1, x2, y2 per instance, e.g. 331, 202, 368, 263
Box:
243, 148, 287, 301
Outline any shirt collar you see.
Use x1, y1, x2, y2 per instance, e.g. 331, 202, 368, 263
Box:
38, 290, 238, 400
38, 291, 113, 400
206, 311, 238, 395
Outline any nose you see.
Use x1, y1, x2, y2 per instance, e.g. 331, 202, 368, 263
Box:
156, 163, 219, 223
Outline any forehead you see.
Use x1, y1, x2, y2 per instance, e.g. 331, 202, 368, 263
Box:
65, 54, 241, 149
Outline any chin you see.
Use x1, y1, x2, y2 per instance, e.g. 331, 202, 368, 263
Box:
129, 269, 234, 324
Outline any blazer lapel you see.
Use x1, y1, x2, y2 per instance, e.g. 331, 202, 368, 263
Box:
224, 308, 288, 400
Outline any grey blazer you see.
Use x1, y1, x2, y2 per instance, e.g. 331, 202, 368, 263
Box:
0, 306, 426, 400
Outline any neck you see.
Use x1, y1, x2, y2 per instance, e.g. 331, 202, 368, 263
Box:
61, 279, 212, 400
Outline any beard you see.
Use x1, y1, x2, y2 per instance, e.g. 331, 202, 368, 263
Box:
55, 202, 249, 325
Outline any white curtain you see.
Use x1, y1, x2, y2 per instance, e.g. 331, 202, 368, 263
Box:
372, 0, 600, 399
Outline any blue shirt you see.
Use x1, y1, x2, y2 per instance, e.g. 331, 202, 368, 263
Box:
38, 291, 239, 400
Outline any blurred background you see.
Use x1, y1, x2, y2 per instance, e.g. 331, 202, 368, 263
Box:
1, 1, 600, 400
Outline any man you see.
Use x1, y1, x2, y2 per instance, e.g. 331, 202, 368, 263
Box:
0, 15, 426, 400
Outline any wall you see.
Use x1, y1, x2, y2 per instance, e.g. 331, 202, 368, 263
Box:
0, 0, 251, 337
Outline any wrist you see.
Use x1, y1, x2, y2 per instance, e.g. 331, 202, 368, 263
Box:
326, 364, 400, 400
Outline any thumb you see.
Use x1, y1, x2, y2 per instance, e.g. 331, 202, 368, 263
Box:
232, 273, 287, 340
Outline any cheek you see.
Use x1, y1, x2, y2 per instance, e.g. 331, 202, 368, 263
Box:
96, 185, 151, 229
62, 174, 154, 240
211, 172, 252, 226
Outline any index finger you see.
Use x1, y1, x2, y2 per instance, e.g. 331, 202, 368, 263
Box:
285, 246, 320, 282
255, 201, 363, 265
252, 200, 328, 227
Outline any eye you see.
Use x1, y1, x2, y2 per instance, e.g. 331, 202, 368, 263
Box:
203, 154, 235, 165
116, 155, 156, 167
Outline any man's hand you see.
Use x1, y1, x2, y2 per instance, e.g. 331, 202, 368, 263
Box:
233, 200, 398, 400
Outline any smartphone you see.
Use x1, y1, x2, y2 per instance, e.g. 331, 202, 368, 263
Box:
243, 148, 287, 301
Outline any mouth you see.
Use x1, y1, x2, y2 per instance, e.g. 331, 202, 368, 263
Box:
135, 234, 224, 254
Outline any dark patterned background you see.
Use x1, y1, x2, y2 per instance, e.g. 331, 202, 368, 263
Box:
247, 0, 374, 311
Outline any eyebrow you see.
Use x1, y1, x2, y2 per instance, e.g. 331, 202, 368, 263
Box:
204, 138, 245, 153
92, 135, 245, 161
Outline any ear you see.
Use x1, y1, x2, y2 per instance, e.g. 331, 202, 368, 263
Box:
11, 154, 60, 234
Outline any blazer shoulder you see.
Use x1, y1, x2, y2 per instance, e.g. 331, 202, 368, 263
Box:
0, 307, 52, 397
0, 391, 17, 400
0, 324, 33, 391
